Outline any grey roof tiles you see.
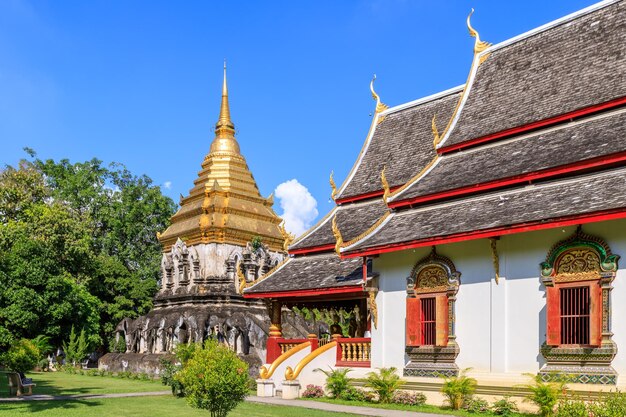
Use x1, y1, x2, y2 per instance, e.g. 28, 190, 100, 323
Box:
345, 167, 626, 254
393, 109, 626, 203
441, 1, 626, 149
244, 254, 363, 294
337, 90, 461, 200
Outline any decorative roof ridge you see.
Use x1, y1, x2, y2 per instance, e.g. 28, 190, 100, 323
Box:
387, 156, 441, 202
335, 77, 388, 200
288, 206, 338, 249
392, 165, 626, 220
433, 9, 492, 150
342, 165, 626, 254
482, 0, 619, 56
341, 211, 395, 254
341, 211, 391, 249
390, 106, 626, 203
435, 0, 619, 151
379, 85, 464, 116
335, 83, 462, 201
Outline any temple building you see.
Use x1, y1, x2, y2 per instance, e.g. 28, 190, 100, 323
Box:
243, 0, 626, 402
101, 65, 316, 375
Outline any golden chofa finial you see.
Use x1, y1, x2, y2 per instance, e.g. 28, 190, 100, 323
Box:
210, 61, 241, 154
331, 216, 344, 255
381, 165, 390, 204
330, 171, 337, 201
279, 220, 295, 252
467, 9, 492, 54
370, 74, 389, 114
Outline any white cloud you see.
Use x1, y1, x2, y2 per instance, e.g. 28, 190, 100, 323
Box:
274, 179, 318, 237
163, 181, 172, 189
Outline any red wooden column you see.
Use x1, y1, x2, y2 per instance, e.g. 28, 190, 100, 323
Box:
266, 300, 283, 363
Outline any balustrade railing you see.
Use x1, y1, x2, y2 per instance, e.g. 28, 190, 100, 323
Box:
266, 336, 371, 367
280, 340, 308, 354
336, 337, 371, 367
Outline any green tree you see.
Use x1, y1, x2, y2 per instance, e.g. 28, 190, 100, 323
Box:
176, 340, 249, 417
63, 326, 91, 365
0, 153, 175, 353
0, 339, 40, 373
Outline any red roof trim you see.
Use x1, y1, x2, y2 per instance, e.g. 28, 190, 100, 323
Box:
342, 208, 626, 258
243, 285, 364, 299
335, 185, 401, 205
390, 151, 626, 209
289, 244, 336, 256
438, 96, 626, 154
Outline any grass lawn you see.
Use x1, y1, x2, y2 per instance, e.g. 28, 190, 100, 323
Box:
304, 397, 535, 417
0, 396, 362, 417
0, 371, 164, 397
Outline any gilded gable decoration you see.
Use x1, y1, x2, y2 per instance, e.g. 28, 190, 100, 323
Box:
380, 166, 390, 204
331, 216, 344, 255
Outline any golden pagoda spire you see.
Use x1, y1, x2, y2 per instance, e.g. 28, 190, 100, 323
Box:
210, 60, 240, 154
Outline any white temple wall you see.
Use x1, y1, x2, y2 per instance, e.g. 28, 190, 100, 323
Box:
371, 219, 626, 385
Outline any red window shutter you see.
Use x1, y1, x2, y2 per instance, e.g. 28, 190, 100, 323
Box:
546, 285, 561, 346
435, 294, 449, 347
590, 281, 603, 346
406, 297, 421, 346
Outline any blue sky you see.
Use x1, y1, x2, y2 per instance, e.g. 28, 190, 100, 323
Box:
0, 0, 598, 234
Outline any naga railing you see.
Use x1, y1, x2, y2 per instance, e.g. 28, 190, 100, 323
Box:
259, 341, 311, 380
285, 341, 338, 380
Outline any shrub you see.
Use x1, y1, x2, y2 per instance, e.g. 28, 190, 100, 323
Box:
175, 340, 249, 417
37, 358, 50, 371
314, 367, 352, 399
30, 335, 53, 358
522, 373, 567, 417
174, 342, 200, 365
365, 367, 404, 404
160, 358, 184, 397
555, 399, 588, 417
464, 397, 490, 413
391, 390, 427, 406
588, 390, 626, 417
0, 339, 40, 373
440, 369, 477, 410
339, 386, 369, 402
302, 384, 325, 398
492, 396, 519, 416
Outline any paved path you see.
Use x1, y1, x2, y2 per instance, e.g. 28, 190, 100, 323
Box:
1, 391, 443, 416
247, 396, 443, 416
0, 391, 171, 402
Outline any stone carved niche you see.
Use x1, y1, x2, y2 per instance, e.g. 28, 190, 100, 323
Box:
159, 239, 201, 292
539, 226, 620, 385
226, 241, 280, 292
404, 247, 461, 378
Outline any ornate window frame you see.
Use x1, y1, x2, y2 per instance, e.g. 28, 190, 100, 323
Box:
539, 226, 619, 385
404, 247, 461, 378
